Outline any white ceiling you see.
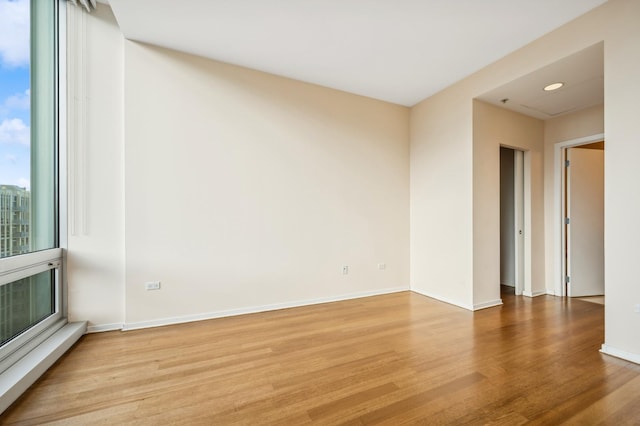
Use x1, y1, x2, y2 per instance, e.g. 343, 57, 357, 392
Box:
105, 0, 606, 107
477, 42, 604, 120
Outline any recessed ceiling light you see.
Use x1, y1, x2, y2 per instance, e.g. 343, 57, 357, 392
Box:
543, 82, 564, 91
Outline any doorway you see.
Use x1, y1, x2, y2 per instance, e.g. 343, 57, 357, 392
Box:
563, 141, 605, 298
500, 147, 525, 296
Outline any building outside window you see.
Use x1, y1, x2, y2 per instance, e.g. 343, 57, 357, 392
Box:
0, 185, 31, 258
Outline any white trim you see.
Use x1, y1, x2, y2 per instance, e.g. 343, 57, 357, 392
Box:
553, 133, 605, 297
410, 289, 474, 311
58, 0, 69, 318
498, 145, 532, 300
0, 321, 86, 414
0, 317, 66, 374
514, 149, 525, 296
600, 344, 640, 365
0, 248, 63, 286
67, 4, 88, 236
86, 323, 123, 333
123, 286, 409, 331
523, 290, 547, 297
473, 299, 503, 310
523, 150, 533, 297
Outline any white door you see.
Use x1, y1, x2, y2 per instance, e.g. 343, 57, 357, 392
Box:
514, 150, 524, 296
566, 147, 604, 297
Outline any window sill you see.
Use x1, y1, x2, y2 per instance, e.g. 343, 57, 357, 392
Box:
0, 321, 86, 414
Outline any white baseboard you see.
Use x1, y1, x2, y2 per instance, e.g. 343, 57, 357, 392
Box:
473, 299, 503, 310
122, 285, 409, 331
86, 323, 123, 333
523, 290, 547, 298
411, 290, 502, 312
600, 344, 640, 365
410, 289, 474, 311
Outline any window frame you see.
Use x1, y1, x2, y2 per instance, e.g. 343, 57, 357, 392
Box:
0, 0, 66, 376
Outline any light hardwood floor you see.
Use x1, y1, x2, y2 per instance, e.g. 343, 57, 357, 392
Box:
577, 296, 605, 305
3, 290, 640, 425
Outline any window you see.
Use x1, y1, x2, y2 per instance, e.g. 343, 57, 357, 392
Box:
0, 0, 63, 374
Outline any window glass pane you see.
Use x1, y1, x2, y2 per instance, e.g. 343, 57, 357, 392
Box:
0, 185, 30, 257
1, 0, 31, 257
30, 0, 58, 253
0, 270, 54, 346
0, 0, 57, 259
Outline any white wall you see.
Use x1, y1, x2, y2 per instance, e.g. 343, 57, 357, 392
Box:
122, 42, 410, 327
66, 5, 125, 331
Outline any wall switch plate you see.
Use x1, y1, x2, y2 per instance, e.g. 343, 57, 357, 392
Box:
378, 263, 386, 270
145, 281, 161, 290
634, 304, 640, 313
342, 265, 349, 275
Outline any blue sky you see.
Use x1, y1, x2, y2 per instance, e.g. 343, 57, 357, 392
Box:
0, 0, 31, 190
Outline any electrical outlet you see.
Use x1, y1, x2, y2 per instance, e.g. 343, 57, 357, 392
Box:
145, 281, 161, 290
342, 265, 349, 275
378, 263, 386, 270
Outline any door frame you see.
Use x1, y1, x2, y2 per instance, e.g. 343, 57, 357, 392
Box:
514, 149, 525, 295
553, 133, 605, 296
500, 145, 532, 297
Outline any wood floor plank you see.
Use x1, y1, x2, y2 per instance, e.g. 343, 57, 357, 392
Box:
2, 290, 640, 424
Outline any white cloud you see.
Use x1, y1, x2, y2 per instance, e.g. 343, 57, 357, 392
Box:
0, 118, 29, 145
5, 153, 17, 163
0, 0, 30, 68
17, 177, 30, 190
4, 89, 30, 110
1, 89, 30, 117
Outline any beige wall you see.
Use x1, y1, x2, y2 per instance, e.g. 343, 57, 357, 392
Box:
123, 42, 410, 327
66, 6, 125, 331
473, 101, 544, 307
601, 0, 640, 360
411, 0, 640, 359
70, 0, 640, 362
544, 104, 604, 145
409, 91, 474, 308
543, 104, 604, 296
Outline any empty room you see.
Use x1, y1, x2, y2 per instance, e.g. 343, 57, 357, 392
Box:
1, 0, 640, 423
